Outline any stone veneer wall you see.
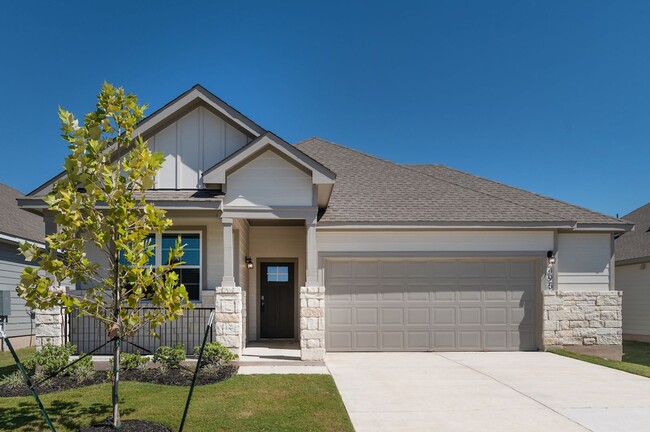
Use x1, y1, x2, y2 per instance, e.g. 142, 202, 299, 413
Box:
214, 286, 243, 356
543, 290, 622, 359
35, 307, 66, 348
300, 286, 325, 361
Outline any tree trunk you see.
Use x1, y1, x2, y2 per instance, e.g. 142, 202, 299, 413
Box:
112, 338, 121, 428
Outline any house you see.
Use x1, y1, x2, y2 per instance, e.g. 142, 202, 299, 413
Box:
0, 183, 46, 350
17, 85, 632, 360
615, 203, 650, 342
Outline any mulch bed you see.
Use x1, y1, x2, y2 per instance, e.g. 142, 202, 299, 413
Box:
78, 420, 171, 431
0, 364, 238, 397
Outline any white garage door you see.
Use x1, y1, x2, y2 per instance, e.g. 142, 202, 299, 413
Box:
325, 257, 538, 351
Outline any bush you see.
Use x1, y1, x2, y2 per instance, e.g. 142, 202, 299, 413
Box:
0, 371, 25, 389
24, 343, 77, 376
193, 341, 237, 367
70, 353, 95, 383
153, 345, 186, 368
121, 352, 149, 371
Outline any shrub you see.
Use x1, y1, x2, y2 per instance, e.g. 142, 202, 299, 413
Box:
121, 352, 149, 371
0, 371, 25, 389
193, 341, 237, 367
24, 343, 77, 376
70, 353, 95, 383
153, 345, 186, 368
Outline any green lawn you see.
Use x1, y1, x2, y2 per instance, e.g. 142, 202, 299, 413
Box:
0, 375, 353, 432
549, 340, 650, 378
0, 348, 353, 432
0, 346, 35, 377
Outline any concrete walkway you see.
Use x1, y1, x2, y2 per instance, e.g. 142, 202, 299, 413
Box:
326, 352, 650, 432
237, 342, 328, 374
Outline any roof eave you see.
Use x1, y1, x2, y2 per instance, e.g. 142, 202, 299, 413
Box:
615, 256, 650, 266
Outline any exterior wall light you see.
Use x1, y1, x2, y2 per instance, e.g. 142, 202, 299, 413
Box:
546, 251, 556, 290
245, 257, 253, 269
546, 250, 556, 265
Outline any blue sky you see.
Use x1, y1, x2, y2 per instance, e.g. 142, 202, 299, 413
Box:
1, 1, 648, 217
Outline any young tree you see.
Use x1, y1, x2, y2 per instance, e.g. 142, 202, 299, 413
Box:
17, 83, 193, 428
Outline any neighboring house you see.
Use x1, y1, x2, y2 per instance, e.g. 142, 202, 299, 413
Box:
0, 183, 45, 350
17, 85, 632, 360
615, 203, 650, 342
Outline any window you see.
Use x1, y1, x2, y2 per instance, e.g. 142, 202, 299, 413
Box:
119, 232, 201, 301
162, 233, 200, 301
267, 265, 289, 282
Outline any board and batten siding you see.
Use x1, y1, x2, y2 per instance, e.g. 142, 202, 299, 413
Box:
150, 107, 251, 189
225, 150, 313, 207
0, 241, 34, 338
557, 233, 611, 292
316, 230, 554, 253
617, 263, 650, 336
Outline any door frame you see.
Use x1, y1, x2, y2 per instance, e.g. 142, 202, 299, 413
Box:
257, 257, 299, 340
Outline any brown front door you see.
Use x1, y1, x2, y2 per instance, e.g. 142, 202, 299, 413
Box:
260, 262, 295, 338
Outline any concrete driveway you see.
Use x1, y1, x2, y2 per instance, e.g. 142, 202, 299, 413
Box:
326, 352, 650, 432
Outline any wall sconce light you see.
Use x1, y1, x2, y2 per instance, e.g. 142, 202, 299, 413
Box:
547, 251, 556, 265
245, 257, 253, 269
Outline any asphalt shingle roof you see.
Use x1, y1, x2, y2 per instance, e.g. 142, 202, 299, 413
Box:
615, 203, 650, 263
0, 183, 44, 243
294, 138, 627, 226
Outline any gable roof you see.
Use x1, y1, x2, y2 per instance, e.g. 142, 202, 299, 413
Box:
294, 138, 631, 230
203, 132, 336, 185
28, 84, 266, 197
615, 203, 650, 264
0, 183, 44, 244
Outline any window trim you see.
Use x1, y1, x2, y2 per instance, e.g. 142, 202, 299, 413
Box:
159, 230, 202, 302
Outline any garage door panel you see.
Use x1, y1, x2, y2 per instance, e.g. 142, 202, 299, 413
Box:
328, 332, 353, 350
356, 332, 379, 350
485, 307, 508, 325
458, 331, 482, 349
355, 308, 378, 325
381, 308, 404, 325
458, 289, 482, 302
433, 307, 455, 325
432, 288, 455, 302
406, 286, 431, 302
407, 331, 430, 349
459, 308, 482, 325
485, 330, 508, 349
325, 258, 538, 352
379, 288, 405, 302
484, 261, 508, 277
484, 289, 508, 302
381, 332, 404, 349
329, 308, 353, 326
404, 261, 432, 278
433, 331, 455, 349
407, 308, 430, 325
354, 262, 380, 278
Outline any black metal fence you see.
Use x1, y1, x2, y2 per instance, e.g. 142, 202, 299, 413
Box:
68, 308, 214, 355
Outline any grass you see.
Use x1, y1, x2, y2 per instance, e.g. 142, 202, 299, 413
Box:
549, 340, 650, 378
0, 346, 35, 377
0, 374, 353, 432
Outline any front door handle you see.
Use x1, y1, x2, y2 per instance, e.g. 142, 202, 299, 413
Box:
261, 295, 265, 313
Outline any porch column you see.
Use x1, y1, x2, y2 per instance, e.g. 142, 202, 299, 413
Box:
300, 219, 326, 361
215, 217, 243, 355
220, 217, 236, 288
35, 211, 66, 349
